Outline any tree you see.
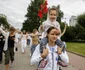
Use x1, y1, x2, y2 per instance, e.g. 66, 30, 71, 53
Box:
62, 26, 76, 41
0, 14, 10, 29
77, 13, 85, 28
22, 0, 47, 32
75, 24, 85, 41
56, 5, 64, 23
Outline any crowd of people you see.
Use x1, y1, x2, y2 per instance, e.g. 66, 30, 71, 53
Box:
0, 6, 69, 70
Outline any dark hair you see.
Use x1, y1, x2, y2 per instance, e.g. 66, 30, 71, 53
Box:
47, 27, 56, 34
9, 27, 16, 31
23, 30, 26, 34
47, 26, 60, 35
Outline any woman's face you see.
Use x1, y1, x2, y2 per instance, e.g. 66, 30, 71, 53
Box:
49, 10, 57, 22
10, 31, 14, 34
47, 29, 60, 43
10, 30, 16, 34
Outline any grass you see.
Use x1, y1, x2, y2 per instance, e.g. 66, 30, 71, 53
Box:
66, 42, 85, 56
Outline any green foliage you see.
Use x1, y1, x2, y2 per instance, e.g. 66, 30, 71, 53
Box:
77, 13, 85, 28
62, 26, 76, 41
75, 24, 85, 40
66, 42, 85, 56
56, 5, 64, 23
60, 22, 65, 32
0, 14, 9, 28
22, 0, 47, 32
62, 23, 85, 42
22, 2, 64, 32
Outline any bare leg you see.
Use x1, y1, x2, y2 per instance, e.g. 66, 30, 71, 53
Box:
6, 64, 9, 70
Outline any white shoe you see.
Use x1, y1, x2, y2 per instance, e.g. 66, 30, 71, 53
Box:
10, 63, 14, 67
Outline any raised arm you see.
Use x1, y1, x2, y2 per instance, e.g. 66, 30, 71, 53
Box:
0, 27, 7, 37
38, 25, 44, 33
61, 24, 67, 37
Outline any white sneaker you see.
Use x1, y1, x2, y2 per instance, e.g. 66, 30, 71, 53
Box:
30, 60, 33, 65
10, 63, 14, 67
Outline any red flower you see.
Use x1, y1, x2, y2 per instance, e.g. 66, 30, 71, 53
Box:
38, 0, 48, 19
38, 10, 43, 18
43, 6, 48, 14
40, 4, 44, 9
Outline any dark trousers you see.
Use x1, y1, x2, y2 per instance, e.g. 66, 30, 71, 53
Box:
0, 50, 3, 61
0, 42, 4, 61
5, 47, 15, 64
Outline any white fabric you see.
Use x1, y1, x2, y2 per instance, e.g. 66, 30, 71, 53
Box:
21, 34, 27, 52
38, 10, 60, 38
31, 44, 69, 70
27, 34, 31, 39
16, 33, 21, 39
21, 34, 27, 40
15, 33, 19, 43
21, 39, 27, 52
0, 27, 18, 51
39, 21, 60, 38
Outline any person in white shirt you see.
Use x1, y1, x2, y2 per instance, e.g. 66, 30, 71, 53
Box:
0, 26, 17, 70
31, 27, 69, 70
20, 30, 27, 54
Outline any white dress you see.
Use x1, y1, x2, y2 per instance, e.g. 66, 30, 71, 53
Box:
21, 34, 27, 52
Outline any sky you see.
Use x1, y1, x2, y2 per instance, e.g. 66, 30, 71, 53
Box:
0, 0, 85, 29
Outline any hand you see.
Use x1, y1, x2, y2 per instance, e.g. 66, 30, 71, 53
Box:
57, 47, 63, 55
40, 25, 44, 31
41, 48, 49, 58
0, 36, 3, 38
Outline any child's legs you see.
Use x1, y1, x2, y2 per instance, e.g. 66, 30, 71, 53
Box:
56, 39, 66, 52
56, 39, 64, 48
40, 37, 48, 46
62, 41, 66, 52
40, 37, 48, 53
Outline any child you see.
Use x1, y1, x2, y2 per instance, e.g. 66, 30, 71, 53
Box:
39, 6, 66, 53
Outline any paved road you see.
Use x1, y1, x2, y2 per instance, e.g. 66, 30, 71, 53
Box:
0, 45, 84, 70
67, 52, 85, 70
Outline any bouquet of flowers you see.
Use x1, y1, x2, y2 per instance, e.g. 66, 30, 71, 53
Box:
38, 0, 48, 19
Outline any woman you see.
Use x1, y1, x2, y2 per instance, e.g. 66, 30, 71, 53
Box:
0, 26, 17, 70
20, 30, 27, 54
31, 27, 69, 70
30, 29, 39, 56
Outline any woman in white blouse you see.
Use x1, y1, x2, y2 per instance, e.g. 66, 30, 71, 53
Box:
20, 30, 27, 54
31, 27, 69, 70
0, 27, 17, 70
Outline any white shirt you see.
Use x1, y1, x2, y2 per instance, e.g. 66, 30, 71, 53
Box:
39, 21, 60, 38
31, 44, 69, 70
